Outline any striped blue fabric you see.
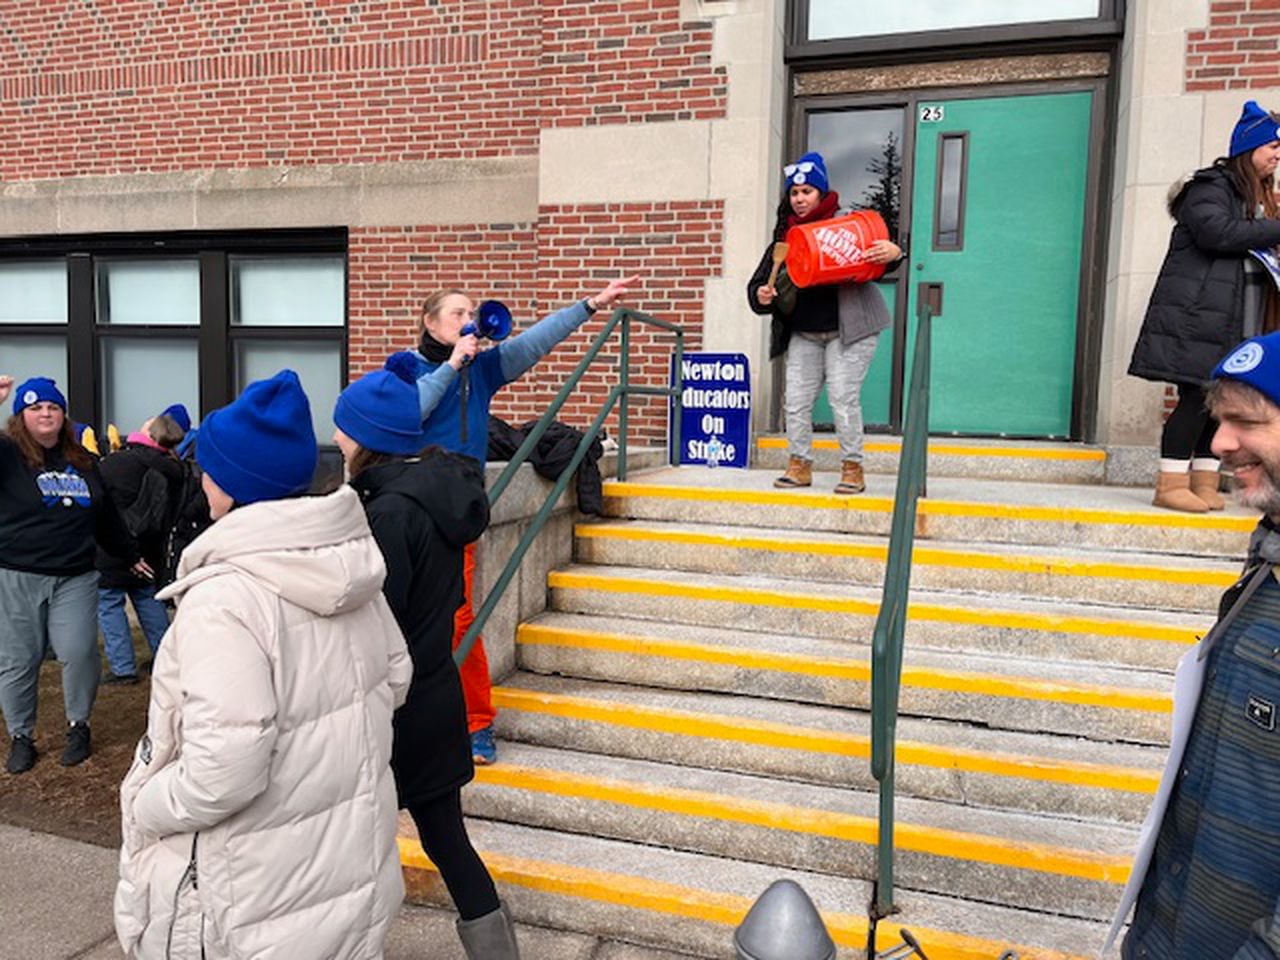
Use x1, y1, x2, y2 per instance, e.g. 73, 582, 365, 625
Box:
1124, 574, 1280, 959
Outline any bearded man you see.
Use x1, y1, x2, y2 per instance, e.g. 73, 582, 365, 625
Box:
1109, 330, 1280, 959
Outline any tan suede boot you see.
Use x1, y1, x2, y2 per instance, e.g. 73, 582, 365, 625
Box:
834, 460, 865, 495
1153, 470, 1209, 513
1189, 469, 1226, 510
773, 455, 812, 488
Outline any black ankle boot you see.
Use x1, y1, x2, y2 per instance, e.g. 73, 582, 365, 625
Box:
6, 734, 36, 774
61, 723, 91, 767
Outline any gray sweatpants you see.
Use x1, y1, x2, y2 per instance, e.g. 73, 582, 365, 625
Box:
784, 330, 881, 463
0, 568, 100, 738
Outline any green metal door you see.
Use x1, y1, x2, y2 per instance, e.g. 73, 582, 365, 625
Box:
906, 91, 1092, 436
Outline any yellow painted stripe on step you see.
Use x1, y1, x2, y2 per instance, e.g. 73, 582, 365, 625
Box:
398, 838, 1089, 960
493, 683, 1161, 794
603, 481, 1256, 532
473, 763, 1130, 884
757, 435, 1107, 461
574, 523, 1238, 588
547, 569, 1201, 647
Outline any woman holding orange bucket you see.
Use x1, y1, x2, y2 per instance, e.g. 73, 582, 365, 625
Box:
748, 151, 902, 494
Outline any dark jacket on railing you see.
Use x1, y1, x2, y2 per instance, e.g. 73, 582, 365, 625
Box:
487, 415, 605, 515
350, 447, 490, 807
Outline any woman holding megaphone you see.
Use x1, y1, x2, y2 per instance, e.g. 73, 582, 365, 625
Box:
401, 277, 637, 766
748, 151, 902, 495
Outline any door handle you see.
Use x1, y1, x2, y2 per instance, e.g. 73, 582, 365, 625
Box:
918, 282, 943, 317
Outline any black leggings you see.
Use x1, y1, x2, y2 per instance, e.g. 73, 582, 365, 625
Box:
407, 789, 500, 921
1160, 384, 1218, 460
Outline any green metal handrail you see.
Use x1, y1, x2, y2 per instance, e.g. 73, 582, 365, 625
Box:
454, 306, 684, 665
867, 301, 934, 941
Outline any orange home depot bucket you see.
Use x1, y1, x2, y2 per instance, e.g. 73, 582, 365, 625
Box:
784, 209, 890, 287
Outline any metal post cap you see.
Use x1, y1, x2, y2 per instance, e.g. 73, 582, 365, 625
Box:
733, 879, 836, 960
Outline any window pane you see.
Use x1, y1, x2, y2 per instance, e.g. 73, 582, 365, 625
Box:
231, 256, 345, 327
0, 261, 67, 324
808, 0, 1100, 40
935, 135, 967, 249
97, 260, 200, 326
807, 108, 904, 238
101, 338, 199, 434
0, 336, 69, 405
234, 340, 342, 443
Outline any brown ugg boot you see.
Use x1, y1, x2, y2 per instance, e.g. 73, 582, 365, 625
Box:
834, 459, 865, 495
1189, 469, 1226, 510
773, 456, 812, 488
1153, 470, 1209, 513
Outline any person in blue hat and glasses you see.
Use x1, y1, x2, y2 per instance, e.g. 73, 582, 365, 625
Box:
1111, 330, 1280, 958
1131, 100, 1280, 512
0, 375, 138, 773
115, 370, 411, 960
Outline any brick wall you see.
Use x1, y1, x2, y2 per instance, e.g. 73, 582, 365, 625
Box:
1186, 0, 1280, 91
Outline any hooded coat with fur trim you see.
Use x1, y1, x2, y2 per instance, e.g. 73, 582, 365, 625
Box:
114, 486, 412, 960
1130, 165, 1280, 386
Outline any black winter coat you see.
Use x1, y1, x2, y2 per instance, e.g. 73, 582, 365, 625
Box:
350, 448, 490, 807
95, 442, 184, 590
487, 415, 605, 516
1129, 165, 1280, 386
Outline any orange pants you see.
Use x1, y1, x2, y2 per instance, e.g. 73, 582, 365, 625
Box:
452, 542, 495, 733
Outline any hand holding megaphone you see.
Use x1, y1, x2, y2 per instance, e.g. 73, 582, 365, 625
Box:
449, 300, 512, 371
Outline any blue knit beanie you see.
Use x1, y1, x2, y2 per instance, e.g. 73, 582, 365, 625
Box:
161, 403, 192, 434
1213, 332, 1280, 406
333, 353, 427, 456
783, 151, 829, 194
13, 376, 66, 415
1230, 100, 1280, 157
196, 370, 317, 506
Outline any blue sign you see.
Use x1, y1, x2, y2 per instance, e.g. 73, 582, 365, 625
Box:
670, 352, 751, 468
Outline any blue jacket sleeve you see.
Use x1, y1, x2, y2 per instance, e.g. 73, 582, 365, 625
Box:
497, 301, 592, 383
417, 362, 459, 422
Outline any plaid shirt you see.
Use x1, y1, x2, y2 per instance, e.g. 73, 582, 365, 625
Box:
1124, 573, 1280, 959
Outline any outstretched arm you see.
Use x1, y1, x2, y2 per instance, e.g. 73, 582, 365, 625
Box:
498, 276, 639, 382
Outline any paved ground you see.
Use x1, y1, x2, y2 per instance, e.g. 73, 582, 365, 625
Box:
0, 822, 696, 960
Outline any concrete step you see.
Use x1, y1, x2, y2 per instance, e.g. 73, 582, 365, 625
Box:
494, 669, 1166, 823
574, 519, 1237, 615
463, 742, 1134, 920
755, 435, 1108, 485
604, 467, 1257, 557
547, 563, 1208, 674
400, 816, 1109, 959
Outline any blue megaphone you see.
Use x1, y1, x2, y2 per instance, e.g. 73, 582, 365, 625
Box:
461, 300, 512, 341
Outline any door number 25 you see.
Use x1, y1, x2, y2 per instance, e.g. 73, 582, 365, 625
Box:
919, 105, 945, 123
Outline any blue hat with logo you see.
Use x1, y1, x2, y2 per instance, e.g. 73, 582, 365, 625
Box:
160, 403, 192, 434
333, 353, 427, 456
783, 151, 829, 195
1213, 332, 1280, 406
1230, 100, 1280, 157
13, 376, 67, 416
196, 370, 317, 506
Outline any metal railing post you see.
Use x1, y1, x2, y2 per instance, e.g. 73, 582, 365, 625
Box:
619, 311, 630, 482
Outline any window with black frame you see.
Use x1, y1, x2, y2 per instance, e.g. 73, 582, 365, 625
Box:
0, 232, 347, 484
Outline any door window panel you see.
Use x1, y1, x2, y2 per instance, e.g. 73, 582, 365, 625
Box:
934, 134, 969, 250
807, 0, 1101, 41
0, 261, 67, 324
101, 338, 200, 434
230, 256, 345, 327
234, 340, 342, 443
97, 260, 200, 326
806, 108, 904, 239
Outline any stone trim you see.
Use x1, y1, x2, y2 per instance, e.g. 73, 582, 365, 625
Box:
794, 52, 1111, 97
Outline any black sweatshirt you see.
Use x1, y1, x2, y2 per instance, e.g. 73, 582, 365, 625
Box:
0, 434, 135, 576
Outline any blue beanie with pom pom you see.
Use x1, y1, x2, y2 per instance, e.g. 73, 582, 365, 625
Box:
333, 352, 428, 456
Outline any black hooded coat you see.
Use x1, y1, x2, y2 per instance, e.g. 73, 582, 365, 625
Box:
350, 448, 490, 806
1129, 164, 1280, 386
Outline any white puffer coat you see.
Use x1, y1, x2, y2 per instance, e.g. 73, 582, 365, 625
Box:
114, 486, 412, 960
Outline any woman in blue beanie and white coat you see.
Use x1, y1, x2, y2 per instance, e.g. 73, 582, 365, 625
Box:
334, 357, 515, 959
404, 275, 637, 767
115, 370, 413, 960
